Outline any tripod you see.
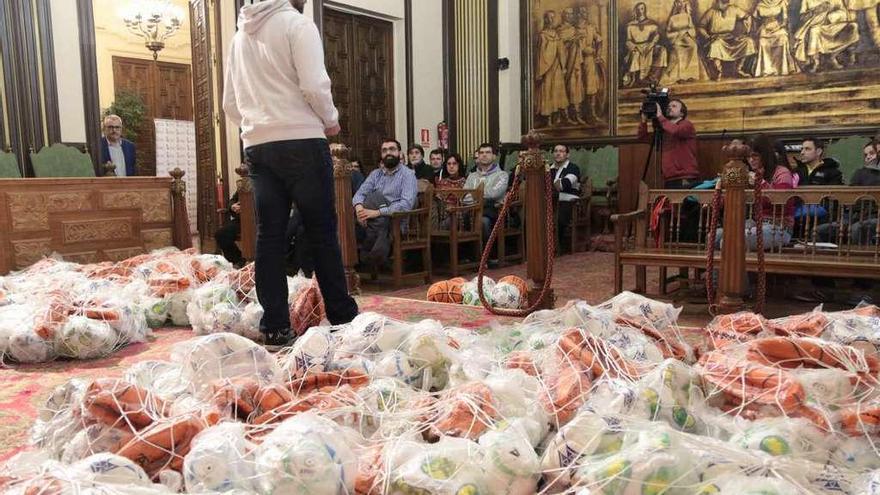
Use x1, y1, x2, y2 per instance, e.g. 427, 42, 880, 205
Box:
640, 119, 663, 184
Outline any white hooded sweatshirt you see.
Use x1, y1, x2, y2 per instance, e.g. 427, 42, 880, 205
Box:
223, 0, 338, 148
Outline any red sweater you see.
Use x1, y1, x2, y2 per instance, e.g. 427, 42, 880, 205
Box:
637, 116, 699, 182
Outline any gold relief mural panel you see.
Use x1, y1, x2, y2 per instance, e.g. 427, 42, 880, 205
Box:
12, 238, 52, 269
61, 218, 135, 244
525, 0, 614, 139
142, 228, 173, 251
103, 247, 146, 262
524, 0, 880, 138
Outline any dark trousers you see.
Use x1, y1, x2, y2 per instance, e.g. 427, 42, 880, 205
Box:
245, 139, 358, 333
215, 219, 242, 264
357, 191, 392, 264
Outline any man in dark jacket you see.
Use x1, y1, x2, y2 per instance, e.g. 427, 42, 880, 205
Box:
100, 115, 137, 176
549, 144, 582, 252
215, 192, 243, 267
794, 138, 844, 186
406, 144, 436, 181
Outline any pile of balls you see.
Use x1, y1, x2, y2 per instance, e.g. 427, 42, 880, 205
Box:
426, 275, 528, 310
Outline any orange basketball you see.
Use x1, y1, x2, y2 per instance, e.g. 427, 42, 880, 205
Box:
427, 280, 463, 304
498, 275, 528, 297
449, 277, 467, 286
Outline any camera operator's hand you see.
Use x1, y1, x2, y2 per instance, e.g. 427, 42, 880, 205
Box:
654, 103, 662, 119
640, 111, 648, 124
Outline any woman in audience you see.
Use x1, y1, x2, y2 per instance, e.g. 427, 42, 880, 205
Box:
717, 135, 795, 251
434, 153, 467, 229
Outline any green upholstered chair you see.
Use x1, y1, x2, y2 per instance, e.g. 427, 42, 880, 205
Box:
30, 143, 95, 177
0, 149, 20, 178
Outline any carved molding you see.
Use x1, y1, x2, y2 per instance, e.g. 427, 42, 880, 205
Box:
62, 218, 134, 244
103, 247, 146, 262
64, 251, 99, 265
7, 192, 91, 231
143, 228, 173, 251
12, 238, 52, 268
100, 190, 172, 223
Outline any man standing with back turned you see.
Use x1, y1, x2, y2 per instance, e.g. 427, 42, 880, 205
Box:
223, 0, 358, 348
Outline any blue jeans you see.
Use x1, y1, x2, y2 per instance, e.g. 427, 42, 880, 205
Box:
715, 220, 792, 251
246, 139, 358, 333
817, 218, 878, 245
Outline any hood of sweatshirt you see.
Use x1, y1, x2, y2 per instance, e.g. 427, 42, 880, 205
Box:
238, 0, 294, 34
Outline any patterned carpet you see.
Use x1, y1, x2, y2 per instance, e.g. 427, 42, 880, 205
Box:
0, 295, 519, 462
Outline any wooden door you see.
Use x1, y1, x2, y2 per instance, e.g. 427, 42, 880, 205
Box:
324, 9, 394, 172
112, 57, 194, 177
189, 0, 218, 250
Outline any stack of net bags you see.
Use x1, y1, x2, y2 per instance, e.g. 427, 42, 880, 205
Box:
0, 248, 229, 363
5, 292, 880, 494
0, 248, 324, 364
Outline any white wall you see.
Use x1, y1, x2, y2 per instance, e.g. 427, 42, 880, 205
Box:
50, 0, 86, 143
498, 0, 521, 144
410, 0, 444, 150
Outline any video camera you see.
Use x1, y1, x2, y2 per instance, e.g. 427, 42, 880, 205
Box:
640, 83, 670, 120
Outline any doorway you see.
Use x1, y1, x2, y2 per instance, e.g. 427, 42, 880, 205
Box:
112, 56, 193, 176
323, 8, 395, 171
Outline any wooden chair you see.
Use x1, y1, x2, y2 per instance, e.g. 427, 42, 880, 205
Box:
0, 149, 20, 178
495, 180, 525, 266
383, 181, 433, 287
30, 143, 95, 177
568, 176, 593, 253
431, 183, 484, 277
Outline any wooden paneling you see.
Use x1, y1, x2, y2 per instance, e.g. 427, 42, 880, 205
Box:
113, 57, 194, 177
190, 0, 218, 249
77, 0, 101, 170
324, 9, 394, 171
35, 0, 59, 145
0, 177, 187, 274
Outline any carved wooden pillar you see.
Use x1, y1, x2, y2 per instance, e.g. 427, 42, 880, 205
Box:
520, 131, 555, 309
236, 162, 256, 261
170, 167, 194, 249
331, 143, 361, 295
718, 143, 749, 313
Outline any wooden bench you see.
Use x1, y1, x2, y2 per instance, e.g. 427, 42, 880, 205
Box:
431, 184, 484, 276
613, 159, 880, 311
0, 170, 191, 274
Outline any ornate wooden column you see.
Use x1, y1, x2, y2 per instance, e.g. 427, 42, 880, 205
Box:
718, 143, 749, 313
520, 131, 555, 310
236, 162, 256, 260
331, 143, 360, 295
170, 168, 194, 250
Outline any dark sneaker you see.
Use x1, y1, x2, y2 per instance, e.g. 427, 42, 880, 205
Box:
263, 329, 294, 351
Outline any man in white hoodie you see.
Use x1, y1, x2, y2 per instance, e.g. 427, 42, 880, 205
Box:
223, 0, 358, 348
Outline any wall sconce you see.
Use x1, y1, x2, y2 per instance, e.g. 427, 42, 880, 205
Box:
120, 1, 184, 61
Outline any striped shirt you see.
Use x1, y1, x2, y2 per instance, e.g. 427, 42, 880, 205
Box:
352, 164, 419, 216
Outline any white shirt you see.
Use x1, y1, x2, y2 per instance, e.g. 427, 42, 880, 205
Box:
107, 143, 127, 177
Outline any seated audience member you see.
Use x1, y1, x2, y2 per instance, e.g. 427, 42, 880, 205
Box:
348, 156, 366, 195
849, 141, 880, 245
352, 139, 418, 266
434, 153, 468, 229
794, 137, 843, 186
100, 114, 136, 177
215, 192, 243, 267
716, 135, 795, 251
464, 143, 510, 242
549, 144, 582, 251
407, 144, 436, 181
429, 148, 446, 180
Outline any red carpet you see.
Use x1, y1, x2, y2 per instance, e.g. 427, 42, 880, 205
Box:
0, 295, 519, 462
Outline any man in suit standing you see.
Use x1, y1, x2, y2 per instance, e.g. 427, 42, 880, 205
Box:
100, 114, 137, 176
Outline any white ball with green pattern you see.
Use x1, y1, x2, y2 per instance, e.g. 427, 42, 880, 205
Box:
389, 436, 488, 494
479, 422, 540, 495
72, 453, 152, 486
461, 280, 494, 307
184, 422, 256, 492
541, 410, 625, 491
55, 316, 118, 359
491, 282, 523, 309
254, 412, 358, 495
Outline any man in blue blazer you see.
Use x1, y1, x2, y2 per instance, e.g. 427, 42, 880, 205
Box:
100, 114, 137, 176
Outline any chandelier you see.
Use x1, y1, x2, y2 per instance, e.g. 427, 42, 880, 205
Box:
120, 1, 184, 61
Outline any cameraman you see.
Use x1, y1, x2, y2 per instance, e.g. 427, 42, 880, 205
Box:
637, 99, 699, 189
